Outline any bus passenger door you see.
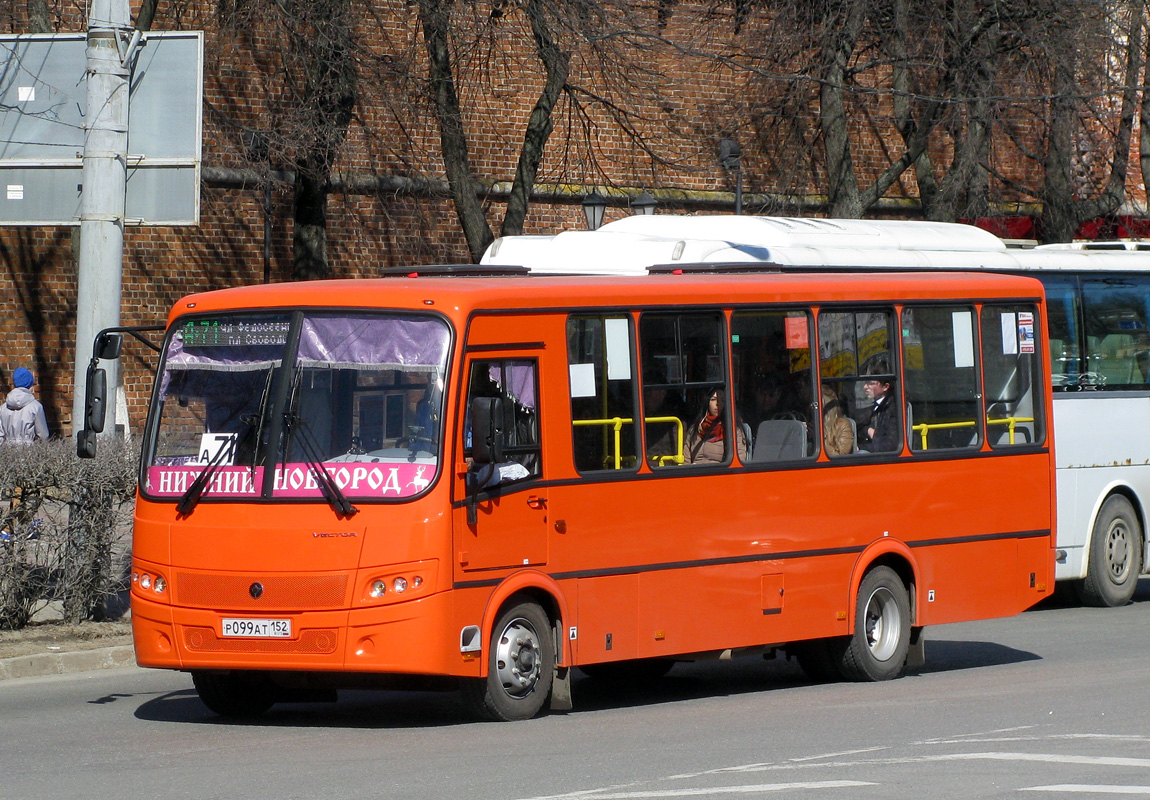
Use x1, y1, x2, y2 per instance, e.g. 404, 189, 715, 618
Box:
454, 356, 548, 573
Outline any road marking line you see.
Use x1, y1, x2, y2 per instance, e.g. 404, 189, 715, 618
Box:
932, 753, 1150, 768
1021, 786, 1150, 795
518, 781, 875, 800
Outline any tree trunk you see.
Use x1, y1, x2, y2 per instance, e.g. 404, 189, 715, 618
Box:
26, 0, 50, 32
820, 1, 866, 218
417, 0, 494, 263
501, 0, 570, 238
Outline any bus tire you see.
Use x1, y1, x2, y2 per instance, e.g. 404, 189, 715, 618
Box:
192, 671, 276, 718
1078, 495, 1142, 608
834, 566, 911, 682
461, 600, 554, 721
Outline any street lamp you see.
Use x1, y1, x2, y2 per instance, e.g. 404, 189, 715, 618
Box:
719, 137, 742, 215
630, 191, 657, 216
582, 191, 607, 231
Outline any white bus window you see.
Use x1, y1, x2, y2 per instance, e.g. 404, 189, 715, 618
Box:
1040, 275, 1083, 388
981, 304, 1045, 448
902, 306, 980, 451
1081, 276, 1150, 389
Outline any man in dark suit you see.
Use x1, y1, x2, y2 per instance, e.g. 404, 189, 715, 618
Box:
862, 375, 899, 452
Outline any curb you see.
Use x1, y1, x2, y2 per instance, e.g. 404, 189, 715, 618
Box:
0, 645, 136, 681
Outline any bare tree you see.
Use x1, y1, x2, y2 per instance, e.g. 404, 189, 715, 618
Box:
1034, 1, 1144, 241
26, 0, 51, 32
412, 0, 676, 261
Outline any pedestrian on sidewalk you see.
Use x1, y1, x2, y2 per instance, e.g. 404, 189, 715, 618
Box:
0, 367, 49, 542
0, 367, 49, 445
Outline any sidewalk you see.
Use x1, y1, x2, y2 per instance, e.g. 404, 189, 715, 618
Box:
0, 642, 136, 680
0, 617, 135, 681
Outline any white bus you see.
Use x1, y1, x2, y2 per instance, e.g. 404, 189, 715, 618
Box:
484, 214, 1150, 606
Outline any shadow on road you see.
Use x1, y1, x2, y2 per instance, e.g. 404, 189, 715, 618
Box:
909, 639, 1040, 675
132, 632, 1040, 728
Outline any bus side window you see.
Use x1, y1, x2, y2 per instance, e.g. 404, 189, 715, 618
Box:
901, 306, 980, 452
567, 315, 639, 472
818, 308, 900, 455
1080, 276, 1150, 389
981, 304, 1046, 448
464, 359, 542, 486
731, 309, 816, 461
639, 312, 729, 467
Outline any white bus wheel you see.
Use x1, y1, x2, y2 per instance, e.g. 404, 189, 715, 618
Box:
1078, 495, 1142, 607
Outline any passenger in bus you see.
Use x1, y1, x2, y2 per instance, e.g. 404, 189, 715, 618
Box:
644, 366, 688, 466
860, 369, 899, 453
686, 388, 748, 464
746, 369, 785, 421
821, 385, 854, 456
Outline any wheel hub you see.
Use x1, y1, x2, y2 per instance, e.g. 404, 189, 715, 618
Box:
494, 618, 541, 698
1106, 521, 1132, 582
863, 587, 901, 662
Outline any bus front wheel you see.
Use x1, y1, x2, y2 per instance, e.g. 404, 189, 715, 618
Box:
834, 566, 911, 681
192, 671, 276, 718
1078, 495, 1143, 608
461, 600, 555, 721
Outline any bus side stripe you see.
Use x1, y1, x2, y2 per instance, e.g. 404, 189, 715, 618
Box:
452, 528, 1051, 589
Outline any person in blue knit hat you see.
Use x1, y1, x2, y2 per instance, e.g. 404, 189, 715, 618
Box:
0, 367, 50, 444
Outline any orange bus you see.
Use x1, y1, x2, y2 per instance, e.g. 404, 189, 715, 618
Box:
105, 267, 1055, 720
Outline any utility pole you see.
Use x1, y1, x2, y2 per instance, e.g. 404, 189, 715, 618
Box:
73, 0, 131, 439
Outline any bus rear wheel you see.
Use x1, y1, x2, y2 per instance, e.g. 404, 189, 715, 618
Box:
1078, 495, 1143, 608
192, 671, 276, 718
461, 600, 554, 721
834, 566, 911, 682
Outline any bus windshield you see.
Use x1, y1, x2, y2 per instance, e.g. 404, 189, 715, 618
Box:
143, 311, 450, 503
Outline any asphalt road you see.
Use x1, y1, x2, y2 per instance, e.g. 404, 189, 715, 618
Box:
5, 582, 1150, 800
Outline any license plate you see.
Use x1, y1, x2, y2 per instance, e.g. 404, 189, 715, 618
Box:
221, 618, 292, 638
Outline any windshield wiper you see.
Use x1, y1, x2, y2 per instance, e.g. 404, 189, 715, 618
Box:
176, 368, 276, 515
283, 410, 359, 518
280, 366, 358, 518
176, 423, 253, 516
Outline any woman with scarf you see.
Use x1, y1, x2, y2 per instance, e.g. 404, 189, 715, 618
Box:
686, 388, 748, 464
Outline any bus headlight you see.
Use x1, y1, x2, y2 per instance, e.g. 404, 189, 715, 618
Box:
393, 577, 408, 594
137, 572, 167, 594
371, 580, 387, 597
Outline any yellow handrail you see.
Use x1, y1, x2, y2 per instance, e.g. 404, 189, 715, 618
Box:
573, 416, 685, 468
910, 416, 1035, 449
910, 420, 975, 451
986, 415, 1034, 445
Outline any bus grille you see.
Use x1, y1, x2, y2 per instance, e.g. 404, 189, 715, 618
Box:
174, 572, 349, 610
183, 627, 339, 654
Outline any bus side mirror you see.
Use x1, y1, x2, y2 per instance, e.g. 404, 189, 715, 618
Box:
77, 429, 97, 459
96, 332, 123, 360
470, 397, 504, 465
85, 368, 108, 433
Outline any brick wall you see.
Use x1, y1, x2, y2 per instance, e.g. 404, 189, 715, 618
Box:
1, 0, 1144, 432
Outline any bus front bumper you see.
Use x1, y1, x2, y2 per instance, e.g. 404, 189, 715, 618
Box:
131, 590, 473, 678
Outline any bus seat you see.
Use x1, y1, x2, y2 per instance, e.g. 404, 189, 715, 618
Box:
906, 402, 916, 450
739, 422, 753, 456
752, 419, 807, 461
846, 417, 858, 453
